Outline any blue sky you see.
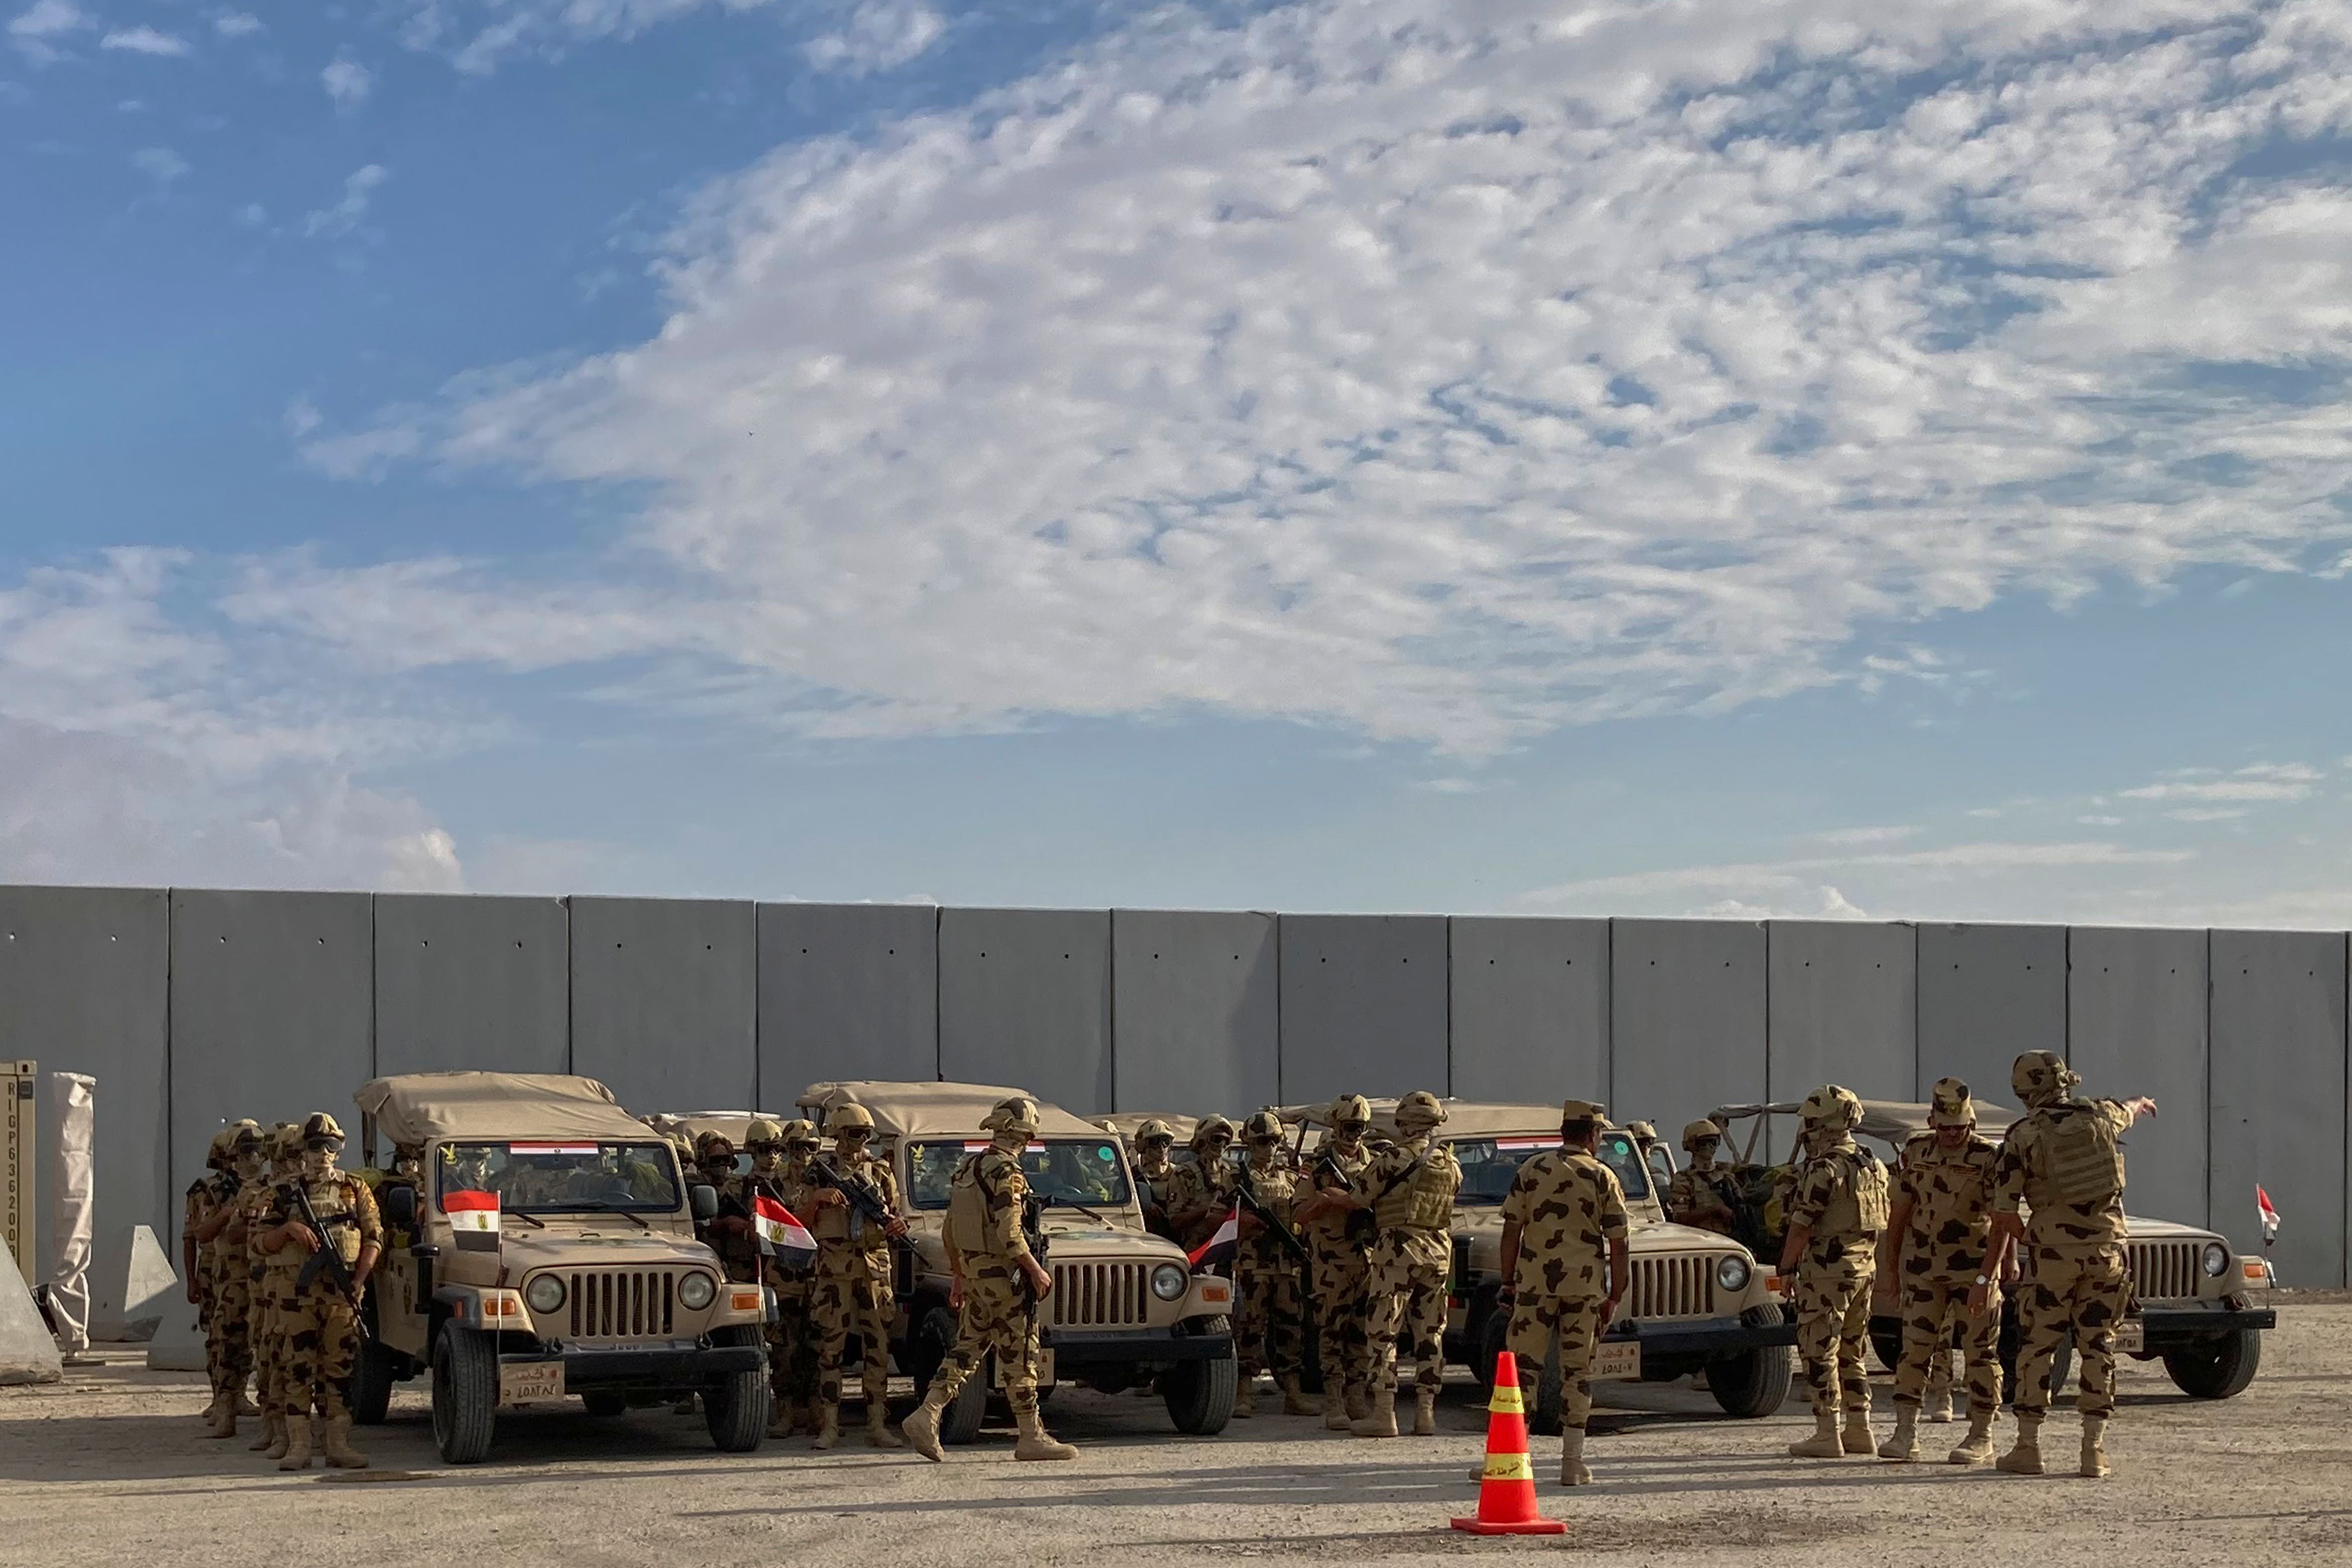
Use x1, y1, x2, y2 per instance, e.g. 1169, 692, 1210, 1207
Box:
6, 0, 2352, 924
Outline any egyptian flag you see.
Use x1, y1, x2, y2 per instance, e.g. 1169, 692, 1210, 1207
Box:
1188, 1204, 1240, 1271
2258, 1186, 2282, 1247
446, 1189, 500, 1252
754, 1194, 817, 1270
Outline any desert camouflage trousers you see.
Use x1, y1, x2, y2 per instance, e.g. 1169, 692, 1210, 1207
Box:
926, 1266, 1043, 1417
2014, 1245, 2130, 1418
1507, 1293, 1604, 1432
1235, 1252, 1305, 1381
768, 1272, 818, 1406
813, 1257, 895, 1409
249, 1271, 287, 1417
1308, 1241, 1372, 1397
204, 1269, 255, 1403
1364, 1229, 1450, 1395
272, 1276, 360, 1422
1891, 1278, 2002, 1417
1794, 1246, 1876, 1417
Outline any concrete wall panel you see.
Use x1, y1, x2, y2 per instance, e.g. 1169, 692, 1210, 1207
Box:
939, 909, 1112, 1114
1275, 915, 1448, 1105
758, 903, 938, 1102
373, 895, 569, 1077
1111, 910, 1278, 1117
1448, 918, 1609, 1105
1611, 920, 1766, 1146
168, 891, 372, 1233
0, 886, 170, 1268
1767, 922, 1916, 1103
1916, 924, 2066, 1103
2067, 927, 2209, 1227
571, 897, 755, 1117
2209, 930, 2346, 1287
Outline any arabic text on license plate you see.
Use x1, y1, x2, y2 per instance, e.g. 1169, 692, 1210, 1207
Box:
1592, 1340, 1642, 1381
994, 1350, 1054, 1389
2112, 1320, 2145, 1355
498, 1361, 566, 1406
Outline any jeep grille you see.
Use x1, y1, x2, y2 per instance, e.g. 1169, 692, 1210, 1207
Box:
1628, 1255, 1716, 1320
1047, 1262, 1148, 1328
2128, 1240, 2198, 1302
568, 1269, 677, 1338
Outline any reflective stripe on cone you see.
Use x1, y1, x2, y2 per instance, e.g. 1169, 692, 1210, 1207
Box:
1451, 1350, 1567, 1537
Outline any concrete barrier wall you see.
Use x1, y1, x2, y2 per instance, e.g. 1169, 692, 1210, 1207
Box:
1916, 924, 2066, 1103
1766, 921, 1916, 1104
758, 903, 939, 1102
1110, 909, 1278, 1117
2067, 926, 2208, 1227
2209, 930, 2347, 1287
939, 909, 1113, 1113
570, 897, 756, 1117
1612, 920, 1766, 1146
374, 895, 570, 1076
1448, 917, 1609, 1105
1275, 915, 1448, 1105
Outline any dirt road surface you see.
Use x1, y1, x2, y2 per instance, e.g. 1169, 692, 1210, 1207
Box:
6, 1303, 2342, 1567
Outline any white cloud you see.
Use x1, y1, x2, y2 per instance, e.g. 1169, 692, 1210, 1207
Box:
9, 0, 87, 61
236, 200, 266, 226
398, 0, 785, 73
213, 11, 261, 36
322, 55, 371, 110
802, 0, 942, 76
1523, 840, 2196, 909
1811, 826, 1917, 847
131, 145, 189, 182
303, 162, 387, 239
102, 25, 191, 56
2120, 762, 2322, 804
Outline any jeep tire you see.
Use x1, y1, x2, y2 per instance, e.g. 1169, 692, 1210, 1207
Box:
431, 1326, 498, 1465
1164, 1346, 1237, 1435
1708, 1305, 1796, 1418
2164, 1327, 2261, 1400
703, 1325, 768, 1452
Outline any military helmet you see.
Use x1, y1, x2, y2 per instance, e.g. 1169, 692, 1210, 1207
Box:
1680, 1118, 1724, 1151
745, 1117, 786, 1148
229, 1119, 264, 1153
1326, 1094, 1373, 1129
1798, 1084, 1863, 1132
1241, 1109, 1284, 1143
206, 1127, 239, 1169
299, 1111, 346, 1149
1393, 1090, 1447, 1131
2010, 1051, 2079, 1108
1927, 1077, 1977, 1127
1626, 1119, 1658, 1143
779, 1117, 818, 1147
271, 1122, 304, 1160
827, 1102, 876, 1136
982, 1095, 1041, 1136
694, 1130, 736, 1160
1193, 1114, 1236, 1144
1134, 1117, 1177, 1146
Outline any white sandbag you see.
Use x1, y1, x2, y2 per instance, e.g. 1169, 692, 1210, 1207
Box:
0, 1233, 63, 1386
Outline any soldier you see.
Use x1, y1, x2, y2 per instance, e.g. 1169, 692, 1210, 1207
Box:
1664, 1119, 1742, 1237
808, 1101, 910, 1450
1132, 1119, 1181, 1242
1626, 1120, 1674, 1194
707, 1127, 769, 1287
251, 1112, 382, 1471
1293, 1094, 1378, 1431
190, 1123, 266, 1436
1164, 1115, 1238, 1248
1874, 1078, 2004, 1464
1496, 1099, 1629, 1485
182, 1127, 234, 1431
1327, 1090, 1460, 1439
768, 1119, 825, 1437
1888, 1124, 1957, 1424
1984, 1051, 2157, 1479
1232, 1110, 1310, 1418
902, 1095, 1076, 1461
1778, 1084, 1888, 1459
243, 1123, 302, 1458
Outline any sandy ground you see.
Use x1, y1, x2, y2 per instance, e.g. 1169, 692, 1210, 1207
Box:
5, 1301, 2344, 1567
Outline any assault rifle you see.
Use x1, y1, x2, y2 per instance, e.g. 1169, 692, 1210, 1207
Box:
1233, 1164, 1309, 1260
811, 1155, 919, 1271
1312, 1149, 1377, 1246
281, 1183, 371, 1341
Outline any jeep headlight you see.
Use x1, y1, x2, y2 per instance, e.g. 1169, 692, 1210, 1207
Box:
1715, 1254, 1751, 1294
1151, 1263, 1188, 1302
2201, 1242, 2230, 1278
524, 1274, 567, 1315
678, 1271, 718, 1311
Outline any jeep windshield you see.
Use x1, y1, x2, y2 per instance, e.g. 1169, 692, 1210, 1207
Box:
437, 1140, 683, 1213
1446, 1130, 1652, 1206
904, 1138, 1134, 1210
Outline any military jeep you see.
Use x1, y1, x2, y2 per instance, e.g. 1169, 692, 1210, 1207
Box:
352, 1072, 770, 1464
799, 1081, 1239, 1441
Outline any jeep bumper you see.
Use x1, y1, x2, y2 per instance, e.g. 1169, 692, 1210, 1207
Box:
503, 1342, 764, 1389
2138, 1301, 2276, 1350
1606, 1312, 1798, 1360
1042, 1325, 1234, 1367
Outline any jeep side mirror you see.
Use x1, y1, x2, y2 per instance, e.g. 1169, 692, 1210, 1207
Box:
380, 1185, 417, 1231
690, 1182, 719, 1223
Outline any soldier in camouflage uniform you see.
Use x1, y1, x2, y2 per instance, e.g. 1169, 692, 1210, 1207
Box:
1330, 1090, 1460, 1439
1779, 1085, 1887, 1459
190, 1123, 266, 1436
1498, 1099, 1628, 1486
1877, 1078, 2003, 1465
182, 1127, 235, 1432
808, 1101, 909, 1450
1664, 1119, 1743, 1237
1293, 1094, 1378, 1430
1164, 1115, 1238, 1249
252, 1113, 382, 1471
242, 1123, 302, 1458
1132, 1119, 1181, 1242
1986, 1051, 2156, 1479
902, 1095, 1077, 1461
710, 1117, 824, 1438
1231, 1111, 1310, 1418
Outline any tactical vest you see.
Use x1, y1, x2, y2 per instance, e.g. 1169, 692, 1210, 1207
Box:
2040, 1103, 2125, 1207
265, 1174, 364, 1274
947, 1152, 1022, 1258
1374, 1142, 1458, 1234
1816, 1148, 1889, 1237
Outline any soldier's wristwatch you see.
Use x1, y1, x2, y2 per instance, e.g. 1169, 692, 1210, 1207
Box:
1974, 1274, 1992, 1286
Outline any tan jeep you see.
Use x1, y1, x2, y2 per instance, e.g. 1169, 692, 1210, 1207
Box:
800, 1081, 1240, 1441
352, 1072, 770, 1464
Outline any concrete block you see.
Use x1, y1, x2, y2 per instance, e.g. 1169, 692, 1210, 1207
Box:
89, 1224, 176, 1341
2209, 930, 2347, 1287
144, 1296, 206, 1372
2067, 926, 2209, 1226
759, 903, 938, 1101
939, 909, 1112, 1113
1275, 915, 1448, 1106
1111, 910, 1278, 1117
1767, 922, 1916, 1103
571, 897, 756, 1115
1916, 924, 2066, 1102
0, 1234, 62, 1386
1448, 917, 1609, 1104
1611, 920, 1766, 1147
374, 894, 569, 1076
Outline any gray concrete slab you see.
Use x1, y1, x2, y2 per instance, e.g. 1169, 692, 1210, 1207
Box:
758, 903, 939, 1103
1915, 924, 2066, 1103
2209, 930, 2346, 1287
1447, 917, 1609, 1105
1274, 915, 1448, 1106
1610, 920, 1767, 1146
2067, 926, 2209, 1227
372, 895, 569, 1077
1767, 922, 1916, 1103
570, 897, 756, 1117
939, 909, 1112, 1113
0, 886, 170, 1274
1110, 909, 1278, 1118
166, 889, 372, 1236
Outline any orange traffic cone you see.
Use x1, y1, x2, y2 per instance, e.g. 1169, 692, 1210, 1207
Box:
1451, 1351, 1567, 1536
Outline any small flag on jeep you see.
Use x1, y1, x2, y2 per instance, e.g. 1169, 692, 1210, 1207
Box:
445, 1188, 500, 1250
2257, 1185, 2281, 1246
754, 1194, 817, 1269
1188, 1204, 1240, 1270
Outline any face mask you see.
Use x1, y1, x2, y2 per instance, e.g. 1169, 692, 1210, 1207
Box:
751, 1149, 781, 1173
993, 1130, 1029, 1154
301, 1149, 335, 1181
235, 1151, 266, 1181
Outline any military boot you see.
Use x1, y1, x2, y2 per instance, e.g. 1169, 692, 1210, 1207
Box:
902, 1387, 950, 1462
1924, 1383, 1954, 1424
1231, 1377, 1256, 1418
1787, 1412, 1846, 1458
1323, 1385, 1354, 1431
321, 1417, 368, 1470
864, 1401, 906, 1449
1411, 1387, 1437, 1437
1878, 1404, 1920, 1461
1282, 1375, 1317, 1417
767, 1399, 796, 1440
1840, 1408, 1876, 1454
1343, 1382, 1370, 1423
198, 1390, 227, 1430
1351, 1385, 1399, 1439
233, 1389, 263, 1419
1996, 1411, 2045, 1475
1949, 1409, 1997, 1465
251, 1413, 284, 1455
811, 1402, 841, 1450
1560, 1428, 1591, 1486
204, 1394, 237, 1440
276, 1414, 315, 1471
2079, 1414, 2111, 1479
1012, 1404, 1077, 1460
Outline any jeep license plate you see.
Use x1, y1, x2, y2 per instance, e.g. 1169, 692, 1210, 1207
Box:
994, 1350, 1054, 1389
1592, 1340, 1641, 1382
2112, 1320, 2145, 1354
498, 1361, 565, 1407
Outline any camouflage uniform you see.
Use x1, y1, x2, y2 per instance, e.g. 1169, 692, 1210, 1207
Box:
1300, 1099, 1376, 1429
1783, 1085, 1886, 1458
1879, 1078, 2003, 1463
185, 1133, 237, 1428
243, 1124, 301, 1458
197, 1123, 267, 1436
1664, 1119, 1742, 1237
1232, 1115, 1307, 1415
1353, 1091, 1461, 1438
1132, 1121, 1180, 1243
810, 1104, 906, 1448
1500, 1099, 1628, 1482
256, 1113, 383, 1470
721, 1119, 823, 1437
1163, 1116, 1237, 1250
1994, 1051, 2144, 1478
